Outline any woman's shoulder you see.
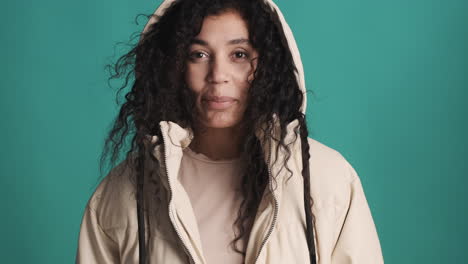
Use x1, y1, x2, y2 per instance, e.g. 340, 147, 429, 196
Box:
84, 159, 138, 230
305, 137, 360, 206
306, 137, 357, 182
305, 138, 383, 262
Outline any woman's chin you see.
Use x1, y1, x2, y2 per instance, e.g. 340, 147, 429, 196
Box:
198, 116, 243, 129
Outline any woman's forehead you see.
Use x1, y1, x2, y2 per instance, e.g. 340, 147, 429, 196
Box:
193, 11, 250, 45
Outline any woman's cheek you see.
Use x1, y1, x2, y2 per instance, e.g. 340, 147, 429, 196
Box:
186, 65, 206, 93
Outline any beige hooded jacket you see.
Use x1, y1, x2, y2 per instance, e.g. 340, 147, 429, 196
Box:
76, 0, 384, 263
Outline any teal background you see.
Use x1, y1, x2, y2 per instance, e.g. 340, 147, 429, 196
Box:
1, 0, 467, 262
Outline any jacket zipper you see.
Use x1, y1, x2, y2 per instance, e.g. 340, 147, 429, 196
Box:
253, 137, 279, 263
160, 130, 197, 264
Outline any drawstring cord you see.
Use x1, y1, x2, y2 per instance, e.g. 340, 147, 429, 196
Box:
300, 122, 318, 264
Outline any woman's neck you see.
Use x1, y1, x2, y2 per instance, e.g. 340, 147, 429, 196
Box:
189, 125, 244, 161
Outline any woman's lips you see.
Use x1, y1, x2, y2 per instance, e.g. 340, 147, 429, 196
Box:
202, 96, 236, 110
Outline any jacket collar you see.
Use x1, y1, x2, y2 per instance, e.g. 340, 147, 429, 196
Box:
153, 115, 302, 183
153, 116, 301, 173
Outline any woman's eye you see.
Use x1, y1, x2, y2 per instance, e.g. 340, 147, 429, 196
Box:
233, 51, 248, 59
189, 52, 207, 60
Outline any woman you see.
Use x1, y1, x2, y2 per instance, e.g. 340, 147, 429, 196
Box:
76, 0, 384, 263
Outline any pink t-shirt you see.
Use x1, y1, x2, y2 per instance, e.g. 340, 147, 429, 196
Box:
178, 147, 246, 264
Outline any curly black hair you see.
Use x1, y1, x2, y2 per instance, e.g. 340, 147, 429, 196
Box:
100, 0, 316, 262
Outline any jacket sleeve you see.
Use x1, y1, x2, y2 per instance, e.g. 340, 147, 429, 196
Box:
331, 162, 384, 264
76, 205, 120, 263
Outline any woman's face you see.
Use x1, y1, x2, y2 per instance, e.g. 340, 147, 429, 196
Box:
185, 10, 258, 129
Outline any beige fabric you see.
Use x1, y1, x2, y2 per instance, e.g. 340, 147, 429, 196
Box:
76, 120, 384, 264
178, 147, 246, 264
76, 0, 384, 263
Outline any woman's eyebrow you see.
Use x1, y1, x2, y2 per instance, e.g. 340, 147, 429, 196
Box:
191, 38, 209, 46
190, 38, 251, 46
227, 38, 250, 45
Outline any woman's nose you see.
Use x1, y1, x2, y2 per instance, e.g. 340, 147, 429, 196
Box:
207, 56, 229, 84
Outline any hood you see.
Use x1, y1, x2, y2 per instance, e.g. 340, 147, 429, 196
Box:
140, 0, 307, 114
